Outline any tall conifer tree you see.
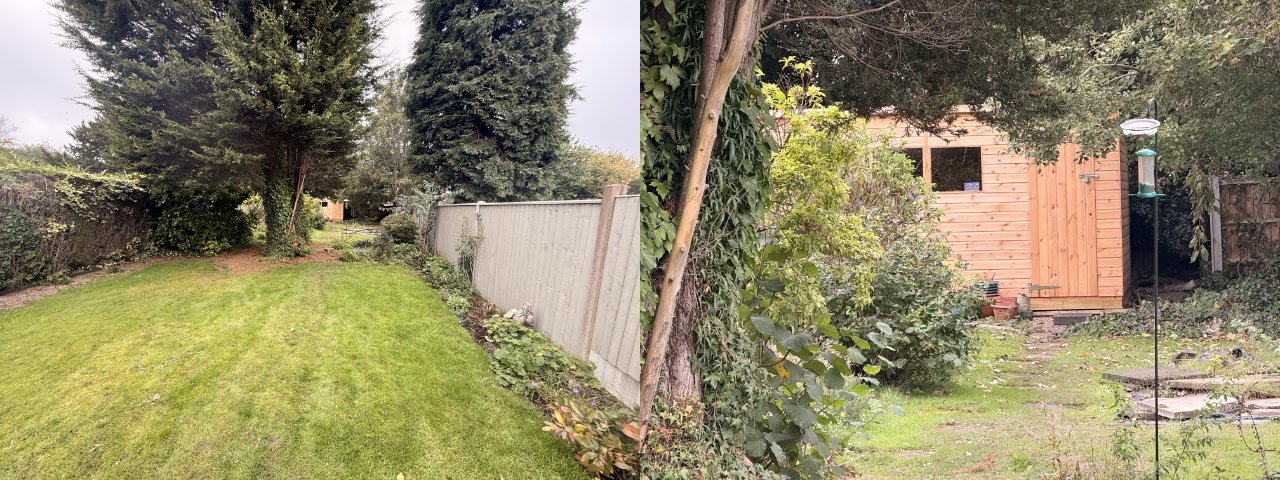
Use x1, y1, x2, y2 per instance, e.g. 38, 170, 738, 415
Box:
405, 0, 579, 202
201, 0, 379, 256
61, 0, 379, 256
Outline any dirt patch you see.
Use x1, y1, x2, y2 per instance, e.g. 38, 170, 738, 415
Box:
1028, 401, 1086, 411
936, 420, 990, 434
0, 256, 174, 310
951, 453, 995, 474
894, 449, 935, 458
215, 246, 340, 275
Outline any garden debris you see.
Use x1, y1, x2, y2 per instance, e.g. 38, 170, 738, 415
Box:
1166, 374, 1280, 393
1101, 366, 1211, 386
1137, 393, 1238, 420
503, 302, 535, 327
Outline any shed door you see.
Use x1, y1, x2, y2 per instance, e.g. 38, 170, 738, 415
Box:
1029, 144, 1099, 298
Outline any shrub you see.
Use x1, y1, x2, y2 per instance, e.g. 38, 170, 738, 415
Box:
153, 190, 251, 255
0, 208, 41, 288
445, 292, 470, 314
299, 195, 327, 232
483, 316, 599, 397
543, 398, 640, 478
420, 256, 470, 292
1073, 261, 1280, 338
829, 239, 984, 390
822, 125, 983, 390
339, 250, 358, 262
380, 212, 418, 245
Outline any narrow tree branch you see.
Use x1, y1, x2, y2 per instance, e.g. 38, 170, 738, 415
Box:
638, 0, 762, 444
760, 0, 901, 32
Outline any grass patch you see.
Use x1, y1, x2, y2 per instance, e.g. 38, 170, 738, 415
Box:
0, 259, 586, 479
311, 222, 379, 246
843, 328, 1280, 479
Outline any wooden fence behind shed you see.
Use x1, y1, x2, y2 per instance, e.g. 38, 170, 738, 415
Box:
1217, 179, 1280, 265
431, 189, 641, 407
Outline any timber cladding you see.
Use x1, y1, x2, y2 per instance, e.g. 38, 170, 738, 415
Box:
431, 194, 641, 407
1218, 179, 1280, 264
867, 112, 1130, 311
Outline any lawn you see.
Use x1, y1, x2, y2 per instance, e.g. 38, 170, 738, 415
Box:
311, 221, 380, 245
844, 325, 1280, 479
0, 258, 586, 479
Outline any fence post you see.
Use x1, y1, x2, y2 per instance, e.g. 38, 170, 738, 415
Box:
578, 184, 626, 360
1209, 175, 1223, 272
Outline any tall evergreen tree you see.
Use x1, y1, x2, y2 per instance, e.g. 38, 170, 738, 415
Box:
60, 0, 379, 257
405, 0, 579, 202
201, 0, 379, 256
59, 0, 255, 254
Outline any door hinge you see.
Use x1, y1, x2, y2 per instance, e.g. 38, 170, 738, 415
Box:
1028, 283, 1061, 292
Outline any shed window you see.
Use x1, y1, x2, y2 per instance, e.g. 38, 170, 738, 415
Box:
321, 201, 329, 207
929, 147, 982, 191
903, 148, 924, 178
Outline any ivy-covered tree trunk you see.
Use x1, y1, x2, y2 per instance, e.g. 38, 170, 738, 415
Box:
640, 1, 777, 477
261, 162, 300, 257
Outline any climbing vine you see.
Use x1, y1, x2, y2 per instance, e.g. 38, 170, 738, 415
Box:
640, 0, 778, 477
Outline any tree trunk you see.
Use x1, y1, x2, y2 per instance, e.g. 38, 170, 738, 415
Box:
665, 269, 702, 402
262, 160, 300, 257
638, 0, 761, 441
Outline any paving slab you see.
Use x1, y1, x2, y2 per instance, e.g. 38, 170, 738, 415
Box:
1052, 312, 1092, 326
1167, 374, 1280, 392
1102, 366, 1211, 386
1245, 409, 1280, 418
1246, 398, 1280, 409
1137, 394, 1238, 420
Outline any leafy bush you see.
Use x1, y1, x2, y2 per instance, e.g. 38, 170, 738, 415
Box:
444, 292, 470, 314
483, 316, 598, 397
543, 398, 640, 478
0, 164, 153, 290
380, 212, 418, 244
421, 256, 461, 289
339, 249, 358, 262
299, 195, 327, 232
153, 190, 251, 255
0, 208, 42, 287
830, 239, 984, 390
1074, 261, 1280, 338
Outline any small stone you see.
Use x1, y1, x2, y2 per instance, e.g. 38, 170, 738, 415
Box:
1170, 350, 1197, 364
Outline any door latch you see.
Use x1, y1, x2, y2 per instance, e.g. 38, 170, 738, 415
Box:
1078, 173, 1099, 184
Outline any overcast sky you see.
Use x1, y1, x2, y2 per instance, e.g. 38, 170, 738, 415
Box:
0, 0, 638, 157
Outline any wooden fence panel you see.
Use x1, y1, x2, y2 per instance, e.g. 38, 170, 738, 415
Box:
432, 195, 641, 407
1219, 179, 1280, 264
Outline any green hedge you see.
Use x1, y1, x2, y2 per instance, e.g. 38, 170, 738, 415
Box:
0, 162, 152, 290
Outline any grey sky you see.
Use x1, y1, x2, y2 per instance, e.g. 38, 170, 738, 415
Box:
0, 0, 638, 157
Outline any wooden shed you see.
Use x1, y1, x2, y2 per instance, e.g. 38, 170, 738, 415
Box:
867, 111, 1131, 311
318, 198, 344, 222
